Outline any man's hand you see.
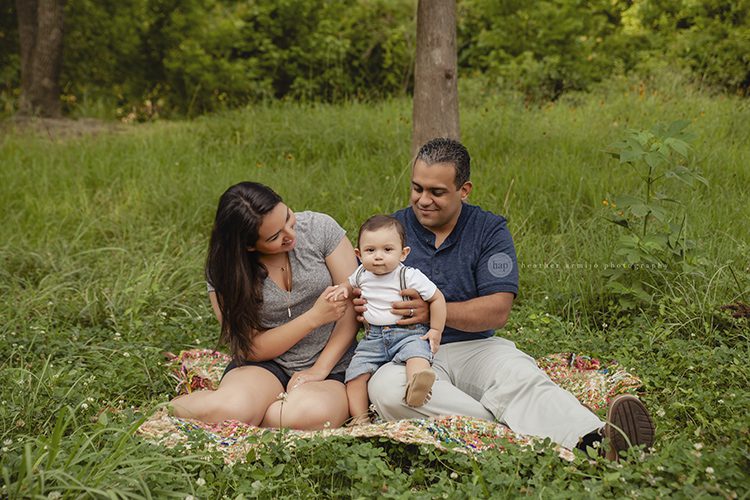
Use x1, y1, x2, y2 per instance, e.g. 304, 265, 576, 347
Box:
351, 287, 368, 323
420, 328, 442, 354
393, 288, 429, 325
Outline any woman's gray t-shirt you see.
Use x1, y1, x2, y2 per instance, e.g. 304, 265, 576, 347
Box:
208, 211, 354, 375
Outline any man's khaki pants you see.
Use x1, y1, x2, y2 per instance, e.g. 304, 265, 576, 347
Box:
367, 336, 603, 449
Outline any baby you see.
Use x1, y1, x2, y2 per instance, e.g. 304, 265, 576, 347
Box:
328, 215, 446, 424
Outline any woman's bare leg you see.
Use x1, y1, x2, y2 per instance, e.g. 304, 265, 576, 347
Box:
262, 380, 349, 430
170, 366, 283, 425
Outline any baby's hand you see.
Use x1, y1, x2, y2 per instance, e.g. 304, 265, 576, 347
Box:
325, 285, 349, 302
420, 328, 442, 354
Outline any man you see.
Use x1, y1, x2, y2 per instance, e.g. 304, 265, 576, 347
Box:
360, 137, 655, 459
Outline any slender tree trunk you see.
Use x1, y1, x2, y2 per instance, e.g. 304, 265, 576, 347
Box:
16, 0, 65, 117
16, 0, 37, 113
412, 0, 459, 155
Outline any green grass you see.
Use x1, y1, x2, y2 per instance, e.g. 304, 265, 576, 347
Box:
1, 81, 749, 497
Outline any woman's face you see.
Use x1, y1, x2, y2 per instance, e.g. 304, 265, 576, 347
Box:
251, 203, 297, 255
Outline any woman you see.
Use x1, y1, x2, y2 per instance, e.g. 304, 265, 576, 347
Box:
171, 182, 358, 429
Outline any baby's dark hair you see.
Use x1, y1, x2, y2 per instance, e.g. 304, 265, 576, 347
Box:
357, 215, 406, 248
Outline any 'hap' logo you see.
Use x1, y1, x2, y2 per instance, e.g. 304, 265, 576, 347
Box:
488, 253, 513, 278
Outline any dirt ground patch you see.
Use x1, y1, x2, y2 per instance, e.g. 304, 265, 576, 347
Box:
1, 116, 128, 140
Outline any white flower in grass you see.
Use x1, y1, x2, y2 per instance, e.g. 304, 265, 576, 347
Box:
194, 339, 201, 344
47, 492, 61, 500
693, 442, 703, 451
123, 352, 130, 357
450, 472, 458, 479
81, 403, 88, 410
656, 408, 666, 418
185, 496, 194, 500
196, 478, 206, 486
3, 439, 11, 446
705, 467, 714, 475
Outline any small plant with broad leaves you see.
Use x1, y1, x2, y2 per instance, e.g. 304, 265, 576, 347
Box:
602, 120, 709, 309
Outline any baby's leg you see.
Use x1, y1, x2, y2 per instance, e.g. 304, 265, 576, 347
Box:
404, 357, 436, 407
405, 357, 431, 381
346, 373, 372, 422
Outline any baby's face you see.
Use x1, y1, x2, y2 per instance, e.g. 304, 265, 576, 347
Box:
356, 227, 409, 275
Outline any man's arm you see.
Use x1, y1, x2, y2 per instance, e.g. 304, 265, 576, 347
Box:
393, 290, 513, 332
445, 292, 513, 332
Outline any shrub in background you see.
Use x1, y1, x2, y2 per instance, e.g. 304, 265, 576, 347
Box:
458, 0, 648, 101
602, 120, 709, 309
635, 0, 750, 95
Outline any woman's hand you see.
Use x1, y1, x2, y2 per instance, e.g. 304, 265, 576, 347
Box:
310, 285, 349, 327
287, 368, 327, 392
325, 285, 349, 301
392, 289, 430, 325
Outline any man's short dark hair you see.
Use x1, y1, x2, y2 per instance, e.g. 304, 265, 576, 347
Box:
357, 215, 406, 248
415, 137, 471, 188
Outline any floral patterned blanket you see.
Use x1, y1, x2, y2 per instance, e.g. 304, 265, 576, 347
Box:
137, 349, 643, 463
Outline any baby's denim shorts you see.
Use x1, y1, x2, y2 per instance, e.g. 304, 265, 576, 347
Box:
345, 324, 432, 383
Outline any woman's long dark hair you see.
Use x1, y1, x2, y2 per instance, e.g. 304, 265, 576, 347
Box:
206, 182, 282, 361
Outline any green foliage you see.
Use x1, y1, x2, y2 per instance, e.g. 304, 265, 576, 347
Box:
458, 0, 646, 101
60, 0, 415, 118
636, 0, 750, 95
458, 0, 750, 102
0, 89, 748, 496
3, 0, 749, 116
602, 120, 709, 308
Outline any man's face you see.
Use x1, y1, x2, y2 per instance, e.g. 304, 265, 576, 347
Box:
410, 159, 471, 232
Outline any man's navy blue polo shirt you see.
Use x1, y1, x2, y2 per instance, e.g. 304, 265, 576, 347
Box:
393, 203, 519, 344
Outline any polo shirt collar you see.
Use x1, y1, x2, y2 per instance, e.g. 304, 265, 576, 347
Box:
406, 202, 471, 251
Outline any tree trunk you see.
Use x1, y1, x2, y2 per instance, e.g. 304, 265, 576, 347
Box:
16, 0, 65, 117
412, 0, 459, 155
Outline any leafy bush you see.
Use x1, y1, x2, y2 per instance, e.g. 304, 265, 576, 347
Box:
458, 0, 647, 101
60, 0, 415, 117
602, 120, 709, 309
637, 0, 750, 95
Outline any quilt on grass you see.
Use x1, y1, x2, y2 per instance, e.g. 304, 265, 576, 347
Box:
137, 349, 643, 463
